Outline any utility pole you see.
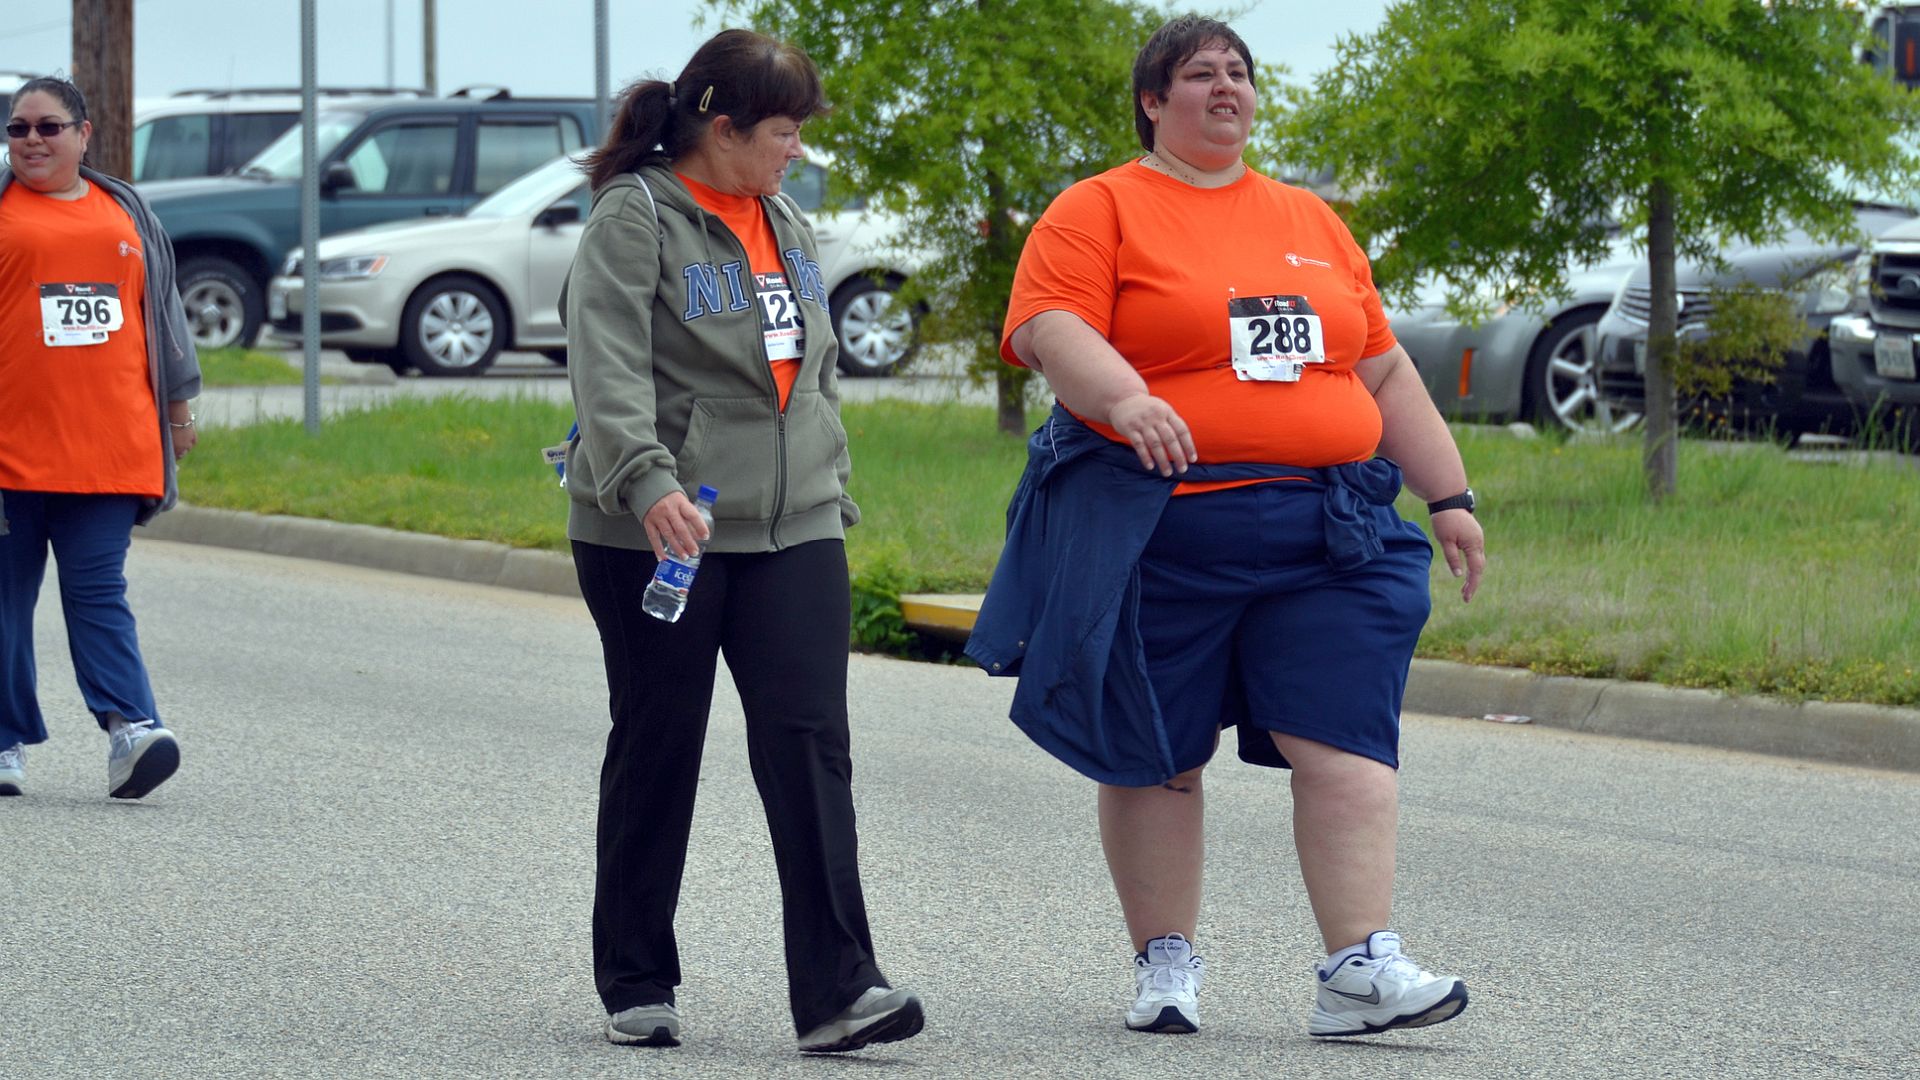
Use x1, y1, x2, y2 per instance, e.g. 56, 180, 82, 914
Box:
69, 0, 134, 180
422, 0, 437, 96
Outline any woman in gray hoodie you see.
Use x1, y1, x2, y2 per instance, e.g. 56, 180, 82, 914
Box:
559, 29, 922, 1055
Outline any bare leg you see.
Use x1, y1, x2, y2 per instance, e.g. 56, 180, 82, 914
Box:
1099, 764, 1206, 952
1270, 732, 1398, 953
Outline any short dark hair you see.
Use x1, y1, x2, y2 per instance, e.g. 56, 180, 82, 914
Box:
585, 28, 827, 190
1131, 16, 1255, 153
11, 75, 88, 123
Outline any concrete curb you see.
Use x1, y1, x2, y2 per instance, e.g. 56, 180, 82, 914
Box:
141, 505, 580, 599
141, 506, 1920, 773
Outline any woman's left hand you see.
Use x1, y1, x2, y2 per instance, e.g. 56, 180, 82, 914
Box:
1431, 509, 1485, 602
168, 403, 197, 460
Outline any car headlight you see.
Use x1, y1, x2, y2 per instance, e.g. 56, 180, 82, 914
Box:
1800, 262, 1856, 315
281, 251, 303, 277
315, 255, 388, 282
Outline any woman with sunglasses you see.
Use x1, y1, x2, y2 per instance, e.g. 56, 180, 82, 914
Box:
0, 76, 201, 801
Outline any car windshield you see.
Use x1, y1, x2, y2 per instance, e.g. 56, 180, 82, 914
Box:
240, 110, 367, 179
465, 154, 589, 218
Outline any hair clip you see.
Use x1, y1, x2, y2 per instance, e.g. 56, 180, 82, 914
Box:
698, 85, 714, 113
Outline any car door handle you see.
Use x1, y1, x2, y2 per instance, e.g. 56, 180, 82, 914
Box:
423, 207, 453, 216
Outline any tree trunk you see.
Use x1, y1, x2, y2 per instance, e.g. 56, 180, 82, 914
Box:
981, 163, 1028, 435
70, 0, 134, 182
996, 367, 1028, 434
1643, 179, 1680, 500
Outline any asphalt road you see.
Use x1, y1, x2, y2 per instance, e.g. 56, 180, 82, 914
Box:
6, 540, 1918, 1079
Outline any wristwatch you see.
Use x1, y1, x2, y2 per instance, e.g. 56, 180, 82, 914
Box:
1426, 488, 1475, 515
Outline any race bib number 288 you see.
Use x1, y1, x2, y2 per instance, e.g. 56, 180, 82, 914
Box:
40, 283, 126, 347
1228, 294, 1326, 382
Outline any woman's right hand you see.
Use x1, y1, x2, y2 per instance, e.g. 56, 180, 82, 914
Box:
1109, 393, 1197, 476
642, 490, 710, 562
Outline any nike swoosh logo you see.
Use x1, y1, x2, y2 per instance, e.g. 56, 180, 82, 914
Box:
1328, 986, 1381, 1005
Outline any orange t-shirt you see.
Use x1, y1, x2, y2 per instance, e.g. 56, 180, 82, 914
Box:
1001, 162, 1397, 490
0, 182, 160, 497
678, 173, 803, 410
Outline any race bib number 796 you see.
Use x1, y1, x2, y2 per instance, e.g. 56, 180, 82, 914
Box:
40, 282, 126, 347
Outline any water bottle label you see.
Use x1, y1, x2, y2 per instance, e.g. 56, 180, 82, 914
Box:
654, 557, 697, 591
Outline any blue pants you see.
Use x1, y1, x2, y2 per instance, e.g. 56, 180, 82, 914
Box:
0, 491, 160, 747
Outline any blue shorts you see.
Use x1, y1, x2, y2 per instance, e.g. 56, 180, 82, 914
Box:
1135, 478, 1433, 775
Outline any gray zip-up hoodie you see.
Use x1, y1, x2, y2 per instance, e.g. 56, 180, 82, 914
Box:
0, 165, 201, 535
559, 161, 858, 553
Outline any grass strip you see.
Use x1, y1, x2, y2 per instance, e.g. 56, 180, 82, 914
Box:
178, 396, 1920, 706
198, 347, 343, 387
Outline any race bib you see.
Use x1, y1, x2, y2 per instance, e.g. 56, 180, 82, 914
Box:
40, 283, 126, 347
755, 271, 806, 362
1228, 294, 1326, 382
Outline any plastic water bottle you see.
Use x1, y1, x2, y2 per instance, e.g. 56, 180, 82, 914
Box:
642, 485, 719, 623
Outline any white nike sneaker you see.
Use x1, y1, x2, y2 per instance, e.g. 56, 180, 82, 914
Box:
1126, 933, 1204, 1033
1309, 930, 1468, 1037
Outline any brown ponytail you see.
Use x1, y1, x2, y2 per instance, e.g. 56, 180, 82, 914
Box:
583, 28, 827, 191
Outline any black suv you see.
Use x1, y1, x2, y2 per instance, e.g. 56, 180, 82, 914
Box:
139, 91, 599, 349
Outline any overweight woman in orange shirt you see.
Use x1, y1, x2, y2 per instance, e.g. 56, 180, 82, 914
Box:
0, 77, 201, 800
978, 17, 1486, 1040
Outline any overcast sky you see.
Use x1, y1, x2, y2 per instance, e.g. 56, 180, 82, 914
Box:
1, 0, 1392, 102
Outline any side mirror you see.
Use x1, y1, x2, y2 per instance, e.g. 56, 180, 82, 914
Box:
535, 202, 582, 229
321, 161, 357, 194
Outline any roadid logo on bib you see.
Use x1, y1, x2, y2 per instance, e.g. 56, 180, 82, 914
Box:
754, 271, 806, 362
1228, 293, 1326, 382
40, 282, 126, 348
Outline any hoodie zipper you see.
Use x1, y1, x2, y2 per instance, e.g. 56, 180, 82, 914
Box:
689, 185, 790, 550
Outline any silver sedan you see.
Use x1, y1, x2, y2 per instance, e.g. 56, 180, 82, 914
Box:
1387, 247, 1641, 433
269, 155, 923, 377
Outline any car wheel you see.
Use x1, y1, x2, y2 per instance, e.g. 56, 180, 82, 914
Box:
1524, 309, 1639, 433
400, 276, 505, 377
177, 256, 264, 350
832, 277, 918, 377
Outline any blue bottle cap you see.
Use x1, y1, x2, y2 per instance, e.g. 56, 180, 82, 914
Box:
697, 484, 719, 501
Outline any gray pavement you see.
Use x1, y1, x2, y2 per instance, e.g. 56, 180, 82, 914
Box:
8, 540, 1918, 1078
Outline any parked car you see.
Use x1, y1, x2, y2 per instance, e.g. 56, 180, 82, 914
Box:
140, 91, 599, 351
1387, 241, 1641, 433
268, 154, 924, 377
1823, 214, 1920, 439
131, 87, 425, 183
1592, 202, 1916, 437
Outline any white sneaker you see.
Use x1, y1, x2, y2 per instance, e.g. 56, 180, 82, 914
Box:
106, 717, 179, 800
1309, 930, 1468, 1037
0, 743, 23, 796
797, 986, 924, 1053
605, 1002, 681, 1046
1126, 933, 1204, 1033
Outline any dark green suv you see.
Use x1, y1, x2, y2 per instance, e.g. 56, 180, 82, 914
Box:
139, 92, 599, 349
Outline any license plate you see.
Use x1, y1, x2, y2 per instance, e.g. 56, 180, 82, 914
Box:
1632, 340, 1647, 376
268, 289, 287, 321
1874, 332, 1917, 381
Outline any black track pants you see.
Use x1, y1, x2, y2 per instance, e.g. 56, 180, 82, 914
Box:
573, 537, 885, 1034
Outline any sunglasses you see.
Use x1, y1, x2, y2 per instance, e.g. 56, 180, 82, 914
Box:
5, 120, 81, 139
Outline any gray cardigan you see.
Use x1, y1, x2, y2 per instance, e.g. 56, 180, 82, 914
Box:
0, 165, 201, 531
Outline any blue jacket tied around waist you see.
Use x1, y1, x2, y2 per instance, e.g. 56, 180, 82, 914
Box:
964, 405, 1409, 786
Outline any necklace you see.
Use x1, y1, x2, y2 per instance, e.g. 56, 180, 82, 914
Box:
1145, 150, 1242, 188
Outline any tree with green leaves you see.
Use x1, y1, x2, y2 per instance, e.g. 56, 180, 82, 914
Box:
714, 0, 1168, 433
1276, 0, 1917, 498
